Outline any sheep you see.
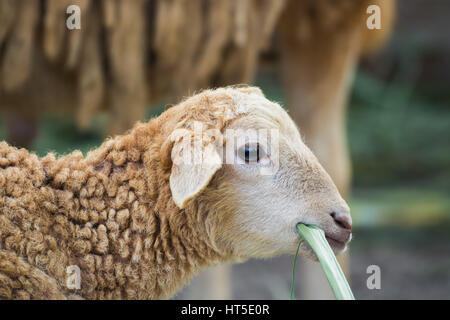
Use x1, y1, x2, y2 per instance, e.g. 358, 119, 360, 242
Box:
0, 86, 352, 299
0, 0, 396, 300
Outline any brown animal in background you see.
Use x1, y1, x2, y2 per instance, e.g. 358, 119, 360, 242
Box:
0, 87, 352, 299
0, 0, 393, 141
0, 0, 287, 141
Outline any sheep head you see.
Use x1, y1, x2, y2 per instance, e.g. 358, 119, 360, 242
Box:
162, 86, 352, 261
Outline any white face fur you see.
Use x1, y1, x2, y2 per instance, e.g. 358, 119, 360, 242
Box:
169, 88, 352, 261
200, 89, 352, 260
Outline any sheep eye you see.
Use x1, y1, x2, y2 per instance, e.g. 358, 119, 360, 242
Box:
238, 143, 265, 164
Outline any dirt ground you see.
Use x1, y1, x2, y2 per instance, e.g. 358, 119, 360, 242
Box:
176, 226, 450, 300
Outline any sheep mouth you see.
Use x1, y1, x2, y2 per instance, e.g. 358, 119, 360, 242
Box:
294, 223, 350, 250
325, 235, 347, 250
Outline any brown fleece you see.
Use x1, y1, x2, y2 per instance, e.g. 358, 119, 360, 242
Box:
0, 89, 241, 300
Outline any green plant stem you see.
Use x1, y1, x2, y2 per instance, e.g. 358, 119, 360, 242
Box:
293, 224, 355, 300
290, 239, 302, 300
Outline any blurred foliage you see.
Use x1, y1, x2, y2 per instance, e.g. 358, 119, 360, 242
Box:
347, 34, 450, 226
351, 225, 450, 249
350, 188, 450, 228
27, 114, 105, 157
349, 69, 450, 189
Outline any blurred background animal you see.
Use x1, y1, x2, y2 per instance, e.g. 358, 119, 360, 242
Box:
4, 0, 448, 300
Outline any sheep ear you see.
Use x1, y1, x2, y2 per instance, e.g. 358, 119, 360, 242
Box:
169, 133, 222, 209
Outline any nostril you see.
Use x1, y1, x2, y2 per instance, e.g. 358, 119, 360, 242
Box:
330, 211, 352, 230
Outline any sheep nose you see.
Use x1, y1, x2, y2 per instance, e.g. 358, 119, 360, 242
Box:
330, 210, 352, 231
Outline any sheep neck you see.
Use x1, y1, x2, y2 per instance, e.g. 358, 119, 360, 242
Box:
31, 120, 230, 299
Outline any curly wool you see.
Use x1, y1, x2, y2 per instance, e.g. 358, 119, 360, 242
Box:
0, 90, 242, 299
